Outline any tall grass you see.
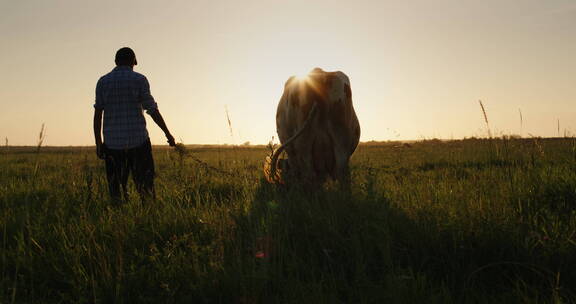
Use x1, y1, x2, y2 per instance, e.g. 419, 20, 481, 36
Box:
225, 106, 234, 143
32, 124, 46, 178
519, 108, 523, 137
478, 100, 491, 138
1, 139, 575, 303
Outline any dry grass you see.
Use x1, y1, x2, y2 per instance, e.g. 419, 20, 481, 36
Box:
478, 100, 491, 138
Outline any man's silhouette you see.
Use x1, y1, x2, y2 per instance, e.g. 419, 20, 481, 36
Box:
93, 47, 175, 202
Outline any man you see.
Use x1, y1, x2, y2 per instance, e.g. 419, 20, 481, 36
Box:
93, 47, 176, 202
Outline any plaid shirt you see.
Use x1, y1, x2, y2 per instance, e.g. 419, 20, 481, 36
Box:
94, 66, 158, 149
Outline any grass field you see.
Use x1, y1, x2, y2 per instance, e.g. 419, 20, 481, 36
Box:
1, 138, 576, 303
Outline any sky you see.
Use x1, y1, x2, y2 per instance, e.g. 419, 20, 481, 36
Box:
1, 0, 575, 146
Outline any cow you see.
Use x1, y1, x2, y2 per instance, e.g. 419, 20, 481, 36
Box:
264, 68, 360, 188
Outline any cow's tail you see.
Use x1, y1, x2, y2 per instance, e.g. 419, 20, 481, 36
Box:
268, 102, 318, 183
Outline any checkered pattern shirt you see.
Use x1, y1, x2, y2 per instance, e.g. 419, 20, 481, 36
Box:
94, 66, 158, 149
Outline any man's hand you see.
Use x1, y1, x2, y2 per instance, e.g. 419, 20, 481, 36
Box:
166, 133, 176, 147
96, 143, 106, 159
94, 108, 104, 159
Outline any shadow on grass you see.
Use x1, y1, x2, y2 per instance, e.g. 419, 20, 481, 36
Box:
227, 173, 576, 303
223, 177, 460, 303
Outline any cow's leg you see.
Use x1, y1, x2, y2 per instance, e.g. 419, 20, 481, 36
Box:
285, 145, 302, 183
302, 149, 318, 187
334, 146, 351, 191
293, 136, 319, 188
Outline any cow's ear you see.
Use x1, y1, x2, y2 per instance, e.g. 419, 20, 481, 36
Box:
344, 83, 352, 99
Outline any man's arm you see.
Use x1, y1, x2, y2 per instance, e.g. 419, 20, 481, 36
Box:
139, 76, 175, 146
148, 109, 176, 146
93, 108, 105, 158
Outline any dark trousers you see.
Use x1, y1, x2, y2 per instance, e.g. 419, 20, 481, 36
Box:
104, 139, 155, 202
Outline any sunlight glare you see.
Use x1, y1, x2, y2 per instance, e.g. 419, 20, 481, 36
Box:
294, 72, 310, 82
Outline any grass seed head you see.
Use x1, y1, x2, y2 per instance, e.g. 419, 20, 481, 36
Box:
478, 100, 491, 138
174, 143, 188, 157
